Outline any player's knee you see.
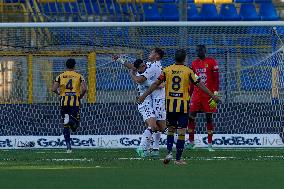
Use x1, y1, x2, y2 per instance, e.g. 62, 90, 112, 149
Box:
206, 114, 213, 123
207, 130, 213, 135
188, 128, 194, 133
167, 126, 175, 136
64, 114, 79, 131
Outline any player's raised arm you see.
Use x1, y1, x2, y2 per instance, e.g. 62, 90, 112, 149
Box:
52, 76, 60, 95
113, 55, 135, 70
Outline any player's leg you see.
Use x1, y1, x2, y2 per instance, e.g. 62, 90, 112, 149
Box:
174, 113, 188, 165
187, 112, 197, 150
61, 106, 72, 152
137, 104, 157, 157
206, 113, 214, 152
163, 112, 176, 165
152, 98, 166, 157
68, 106, 80, 132
187, 99, 201, 150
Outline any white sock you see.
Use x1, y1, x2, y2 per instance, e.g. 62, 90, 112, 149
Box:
152, 131, 161, 150
140, 127, 152, 151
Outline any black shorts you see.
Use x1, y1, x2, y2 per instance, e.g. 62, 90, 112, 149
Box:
61, 106, 80, 124
166, 112, 188, 129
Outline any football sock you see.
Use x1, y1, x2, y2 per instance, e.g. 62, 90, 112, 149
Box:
152, 131, 161, 150
167, 128, 174, 154
63, 127, 71, 150
140, 127, 152, 151
176, 134, 185, 161
207, 122, 214, 144
188, 119, 195, 144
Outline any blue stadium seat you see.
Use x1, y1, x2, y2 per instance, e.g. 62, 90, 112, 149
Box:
83, 0, 100, 15
143, 3, 161, 21
234, 0, 253, 2
200, 4, 220, 21
219, 4, 240, 21
156, 0, 176, 2
161, 4, 179, 21
239, 4, 260, 21
187, 4, 202, 21
254, 0, 272, 3
107, 2, 124, 21
259, 3, 279, 21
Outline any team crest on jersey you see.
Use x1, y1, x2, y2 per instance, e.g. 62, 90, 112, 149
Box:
205, 64, 208, 68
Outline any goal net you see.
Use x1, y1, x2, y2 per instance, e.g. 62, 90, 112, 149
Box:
0, 22, 284, 148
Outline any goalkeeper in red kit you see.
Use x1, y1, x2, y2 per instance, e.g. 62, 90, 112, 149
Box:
187, 45, 220, 152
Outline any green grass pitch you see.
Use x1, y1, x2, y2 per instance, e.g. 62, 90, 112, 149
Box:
0, 148, 284, 189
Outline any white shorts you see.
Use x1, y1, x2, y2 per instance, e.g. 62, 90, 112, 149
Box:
153, 98, 166, 121
138, 101, 155, 122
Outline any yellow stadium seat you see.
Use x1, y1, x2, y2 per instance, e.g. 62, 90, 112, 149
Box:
194, 0, 214, 3
214, 0, 233, 3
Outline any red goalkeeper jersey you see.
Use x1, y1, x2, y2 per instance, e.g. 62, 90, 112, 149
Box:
190, 57, 219, 99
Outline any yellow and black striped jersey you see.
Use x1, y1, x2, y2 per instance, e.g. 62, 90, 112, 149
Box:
54, 71, 85, 107
158, 64, 199, 113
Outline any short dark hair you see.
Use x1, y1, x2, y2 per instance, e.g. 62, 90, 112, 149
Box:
133, 59, 144, 69
66, 58, 76, 69
154, 48, 164, 59
175, 49, 186, 63
196, 45, 206, 51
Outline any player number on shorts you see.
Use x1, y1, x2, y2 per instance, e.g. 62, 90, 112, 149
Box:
172, 76, 181, 91
66, 79, 73, 90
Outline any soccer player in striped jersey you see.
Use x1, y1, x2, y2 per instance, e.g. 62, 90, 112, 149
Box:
187, 45, 220, 152
52, 58, 87, 153
137, 49, 220, 165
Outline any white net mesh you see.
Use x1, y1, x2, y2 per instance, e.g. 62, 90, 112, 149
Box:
0, 22, 284, 137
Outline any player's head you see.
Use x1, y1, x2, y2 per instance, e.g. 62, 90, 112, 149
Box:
196, 45, 206, 60
175, 49, 187, 64
66, 58, 76, 69
133, 59, 146, 73
148, 47, 164, 62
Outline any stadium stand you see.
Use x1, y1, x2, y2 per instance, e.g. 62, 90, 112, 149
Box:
0, 0, 282, 22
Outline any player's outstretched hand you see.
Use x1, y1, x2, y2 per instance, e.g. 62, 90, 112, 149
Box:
136, 96, 145, 104
209, 91, 222, 109
112, 55, 126, 65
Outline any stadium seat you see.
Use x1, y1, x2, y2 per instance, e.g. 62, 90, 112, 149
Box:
239, 3, 260, 21
83, 0, 100, 15
156, 0, 176, 2
161, 4, 179, 21
187, 4, 202, 21
214, 0, 233, 3
194, 0, 214, 3
200, 4, 220, 21
142, 3, 161, 21
234, 0, 253, 2
259, 3, 279, 21
254, 0, 272, 3
219, 4, 240, 21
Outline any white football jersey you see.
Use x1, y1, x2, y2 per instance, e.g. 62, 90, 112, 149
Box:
142, 61, 165, 99
136, 72, 152, 107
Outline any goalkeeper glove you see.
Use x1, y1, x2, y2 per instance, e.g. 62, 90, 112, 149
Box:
208, 91, 219, 109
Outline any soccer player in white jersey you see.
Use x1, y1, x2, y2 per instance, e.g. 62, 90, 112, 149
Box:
115, 48, 166, 157
127, 59, 158, 157
142, 48, 166, 156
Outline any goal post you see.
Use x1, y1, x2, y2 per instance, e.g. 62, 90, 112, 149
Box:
0, 21, 284, 149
